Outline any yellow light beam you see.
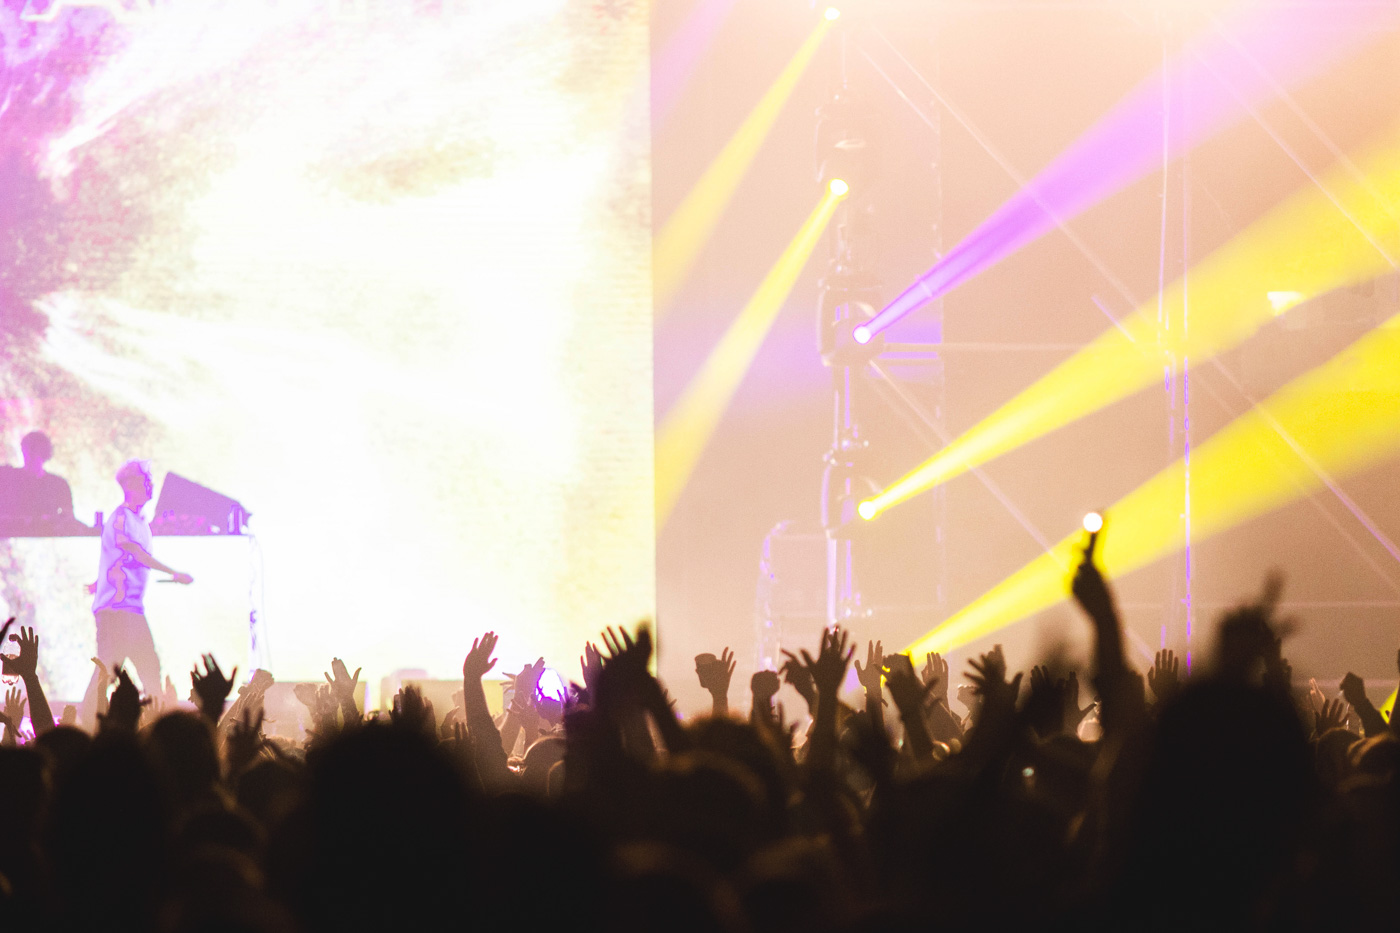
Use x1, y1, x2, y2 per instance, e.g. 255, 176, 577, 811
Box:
908, 311, 1400, 658
656, 186, 847, 527
864, 130, 1400, 520
653, 16, 834, 313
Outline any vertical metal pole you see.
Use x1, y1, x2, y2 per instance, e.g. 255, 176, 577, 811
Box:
1180, 28, 1195, 670
1157, 8, 1193, 666
927, 28, 948, 612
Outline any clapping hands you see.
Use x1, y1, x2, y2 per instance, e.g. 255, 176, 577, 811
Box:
324, 658, 362, 707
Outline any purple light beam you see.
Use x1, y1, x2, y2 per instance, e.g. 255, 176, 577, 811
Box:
865, 1, 1400, 337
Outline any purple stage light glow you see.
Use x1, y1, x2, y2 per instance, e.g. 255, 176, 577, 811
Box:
864, 1, 1400, 337
537, 668, 566, 702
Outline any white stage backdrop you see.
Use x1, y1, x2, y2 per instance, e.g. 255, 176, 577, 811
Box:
0, 0, 654, 704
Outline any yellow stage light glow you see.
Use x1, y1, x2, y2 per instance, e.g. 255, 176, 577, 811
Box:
1382, 688, 1398, 722
825, 7, 842, 22
828, 177, 849, 197
1083, 512, 1104, 534
656, 185, 848, 526
907, 311, 1400, 658
653, 16, 834, 312
862, 132, 1400, 521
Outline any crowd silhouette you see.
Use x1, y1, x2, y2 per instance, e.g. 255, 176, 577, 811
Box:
2, 537, 1399, 931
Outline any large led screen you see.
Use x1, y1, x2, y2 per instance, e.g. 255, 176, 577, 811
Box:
1, 0, 654, 705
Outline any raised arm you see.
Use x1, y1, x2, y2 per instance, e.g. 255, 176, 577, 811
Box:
323, 658, 363, 727
6, 626, 54, 735
884, 653, 936, 762
695, 648, 736, 718
854, 640, 886, 735
798, 626, 854, 773
1340, 672, 1389, 738
462, 632, 512, 790
1070, 531, 1143, 735
191, 654, 237, 725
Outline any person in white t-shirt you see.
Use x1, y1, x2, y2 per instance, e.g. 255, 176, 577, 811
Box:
81, 460, 193, 719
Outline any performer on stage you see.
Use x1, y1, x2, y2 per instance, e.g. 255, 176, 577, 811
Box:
0, 431, 75, 523
83, 460, 193, 717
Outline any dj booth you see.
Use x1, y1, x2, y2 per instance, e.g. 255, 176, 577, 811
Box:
0, 474, 260, 706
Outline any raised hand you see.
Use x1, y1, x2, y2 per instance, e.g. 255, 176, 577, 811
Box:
504, 658, 547, 705
1339, 672, 1369, 710
462, 632, 499, 681
695, 648, 736, 695
161, 675, 181, 710
102, 666, 145, 733
779, 650, 818, 714
293, 682, 320, 710
324, 658, 362, 705
594, 623, 676, 751
883, 653, 935, 712
1338, 671, 1389, 736
600, 624, 652, 672
1064, 670, 1095, 729
966, 644, 1022, 709
1307, 677, 1327, 715
695, 647, 736, 718
579, 641, 604, 695
750, 669, 780, 704
5, 626, 40, 679
922, 652, 950, 706
799, 626, 854, 699
3, 686, 25, 726
883, 653, 938, 759
1025, 665, 1068, 736
226, 706, 267, 776
1070, 533, 1115, 628
1315, 696, 1349, 735
391, 684, 435, 736
1147, 649, 1181, 703
854, 640, 885, 696
5, 627, 53, 734
191, 654, 237, 722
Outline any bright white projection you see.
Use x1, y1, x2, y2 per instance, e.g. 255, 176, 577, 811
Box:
0, 0, 654, 703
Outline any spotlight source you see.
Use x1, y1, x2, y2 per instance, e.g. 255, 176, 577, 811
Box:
825, 7, 841, 21
828, 177, 849, 197
853, 325, 872, 345
861, 130, 1400, 520
858, 500, 877, 521
1082, 511, 1104, 533
904, 309, 1400, 658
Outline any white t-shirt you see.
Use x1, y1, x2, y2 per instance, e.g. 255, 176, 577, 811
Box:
93, 505, 153, 615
